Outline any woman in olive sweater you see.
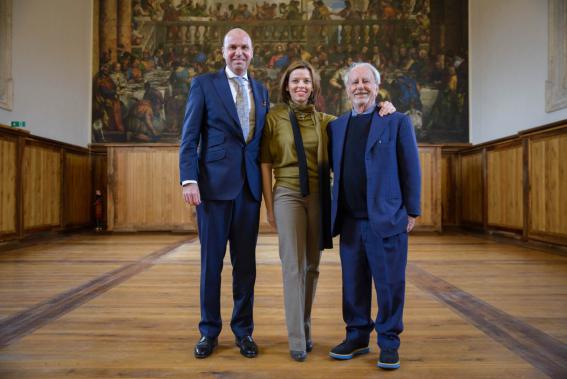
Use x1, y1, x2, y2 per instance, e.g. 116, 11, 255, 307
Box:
260, 61, 393, 361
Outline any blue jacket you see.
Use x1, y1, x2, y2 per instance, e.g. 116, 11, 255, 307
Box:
179, 68, 270, 201
329, 110, 421, 237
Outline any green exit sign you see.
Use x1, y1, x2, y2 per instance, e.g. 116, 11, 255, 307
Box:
11, 121, 26, 127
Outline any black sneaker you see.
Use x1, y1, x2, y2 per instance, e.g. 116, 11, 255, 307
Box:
329, 339, 370, 360
377, 349, 400, 370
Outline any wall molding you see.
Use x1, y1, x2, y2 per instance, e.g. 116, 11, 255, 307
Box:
0, 0, 12, 110
546, 0, 567, 112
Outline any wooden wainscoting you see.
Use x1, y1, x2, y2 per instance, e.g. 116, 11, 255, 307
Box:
0, 124, 93, 243
0, 130, 20, 238
4, 122, 565, 246
63, 151, 92, 227
486, 141, 524, 231
524, 124, 567, 245
99, 144, 444, 233
459, 149, 484, 226
417, 146, 442, 231
454, 120, 567, 247
440, 145, 469, 226
91, 146, 108, 225
105, 144, 196, 232
22, 140, 62, 231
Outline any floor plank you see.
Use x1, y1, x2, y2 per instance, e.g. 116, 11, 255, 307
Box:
0, 232, 565, 378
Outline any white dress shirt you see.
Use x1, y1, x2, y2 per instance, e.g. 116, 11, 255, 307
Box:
224, 66, 253, 113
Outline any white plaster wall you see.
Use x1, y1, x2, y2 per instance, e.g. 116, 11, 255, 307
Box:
0, 0, 92, 147
469, 0, 567, 144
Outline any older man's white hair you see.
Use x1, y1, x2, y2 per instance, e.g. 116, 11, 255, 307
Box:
343, 62, 381, 87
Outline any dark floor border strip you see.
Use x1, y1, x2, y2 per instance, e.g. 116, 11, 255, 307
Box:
407, 263, 567, 379
58, 241, 193, 246
0, 238, 196, 348
0, 232, 77, 253
409, 259, 567, 265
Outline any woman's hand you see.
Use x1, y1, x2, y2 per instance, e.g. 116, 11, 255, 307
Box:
267, 209, 277, 231
378, 101, 396, 116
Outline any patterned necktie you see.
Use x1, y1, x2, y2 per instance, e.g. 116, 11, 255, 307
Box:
233, 76, 250, 141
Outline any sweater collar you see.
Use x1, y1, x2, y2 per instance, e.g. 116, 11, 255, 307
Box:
289, 102, 315, 115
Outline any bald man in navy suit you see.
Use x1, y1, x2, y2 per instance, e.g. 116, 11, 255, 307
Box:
179, 28, 269, 359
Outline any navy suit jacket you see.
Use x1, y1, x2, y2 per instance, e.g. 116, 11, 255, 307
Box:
329, 110, 421, 238
179, 68, 269, 202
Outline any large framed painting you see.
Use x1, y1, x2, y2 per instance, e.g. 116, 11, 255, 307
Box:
92, 0, 468, 143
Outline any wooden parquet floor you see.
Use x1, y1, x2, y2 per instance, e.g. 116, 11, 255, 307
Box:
0, 232, 566, 379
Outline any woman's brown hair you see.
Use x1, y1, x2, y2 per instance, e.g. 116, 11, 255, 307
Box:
279, 61, 321, 105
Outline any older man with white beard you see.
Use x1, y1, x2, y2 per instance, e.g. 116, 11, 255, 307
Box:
327, 62, 421, 370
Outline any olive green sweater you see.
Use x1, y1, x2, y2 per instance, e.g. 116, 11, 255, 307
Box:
260, 103, 336, 192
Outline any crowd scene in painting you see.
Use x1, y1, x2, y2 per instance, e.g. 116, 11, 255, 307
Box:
93, 0, 467, 143
131, 0, 427, 21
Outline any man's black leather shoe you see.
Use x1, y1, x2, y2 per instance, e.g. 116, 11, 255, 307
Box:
194, 336, 217, 359
235, 335, 258, 358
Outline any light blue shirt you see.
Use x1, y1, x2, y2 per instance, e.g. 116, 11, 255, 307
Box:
351, 104, 377, 117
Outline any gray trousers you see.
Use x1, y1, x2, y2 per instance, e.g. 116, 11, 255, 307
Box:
273, 186, 322, 351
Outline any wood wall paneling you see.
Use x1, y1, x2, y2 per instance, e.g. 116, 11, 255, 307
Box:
108, 147, 196, 231
5, 120, 565, 247
441, 152, 458, 225
91, 149, 108, 225
528, 132, 567, 241
106, 145, 443, 233
459, 151, 483, 225
453, 122, 567, 246
63, 152, 92, 226
486, 144, 523, 230
417, 147, 442, 231
22, 142, 62, 231
1, 125, 94, 242
0, 135, 18, 236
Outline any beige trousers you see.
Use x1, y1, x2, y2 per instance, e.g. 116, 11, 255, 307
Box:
273, 186, 322, 351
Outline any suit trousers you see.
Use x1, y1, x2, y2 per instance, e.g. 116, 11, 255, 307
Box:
273, 186, 322, 351
339, 216, 408, 351
196, 184, 260, 339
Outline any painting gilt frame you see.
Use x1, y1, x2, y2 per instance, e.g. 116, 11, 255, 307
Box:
0, 0, 13, 111
546, 0, 567, 113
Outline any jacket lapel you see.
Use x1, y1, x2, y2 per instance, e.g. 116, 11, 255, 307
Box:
366, 108, 388, 154
212, 68, 241, 128
333, 113, 350, 177
249, 77, 266, 138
